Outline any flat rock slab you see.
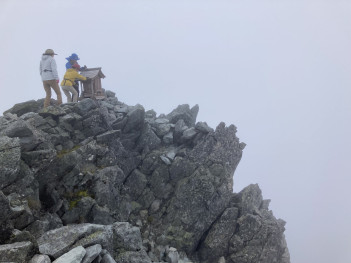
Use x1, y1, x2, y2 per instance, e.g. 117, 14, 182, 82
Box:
53, 246, 86, 263
82, 244, 102, 263
38, 224, 106, 259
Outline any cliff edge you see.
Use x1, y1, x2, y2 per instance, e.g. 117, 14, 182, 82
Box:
0, 92, 290, 263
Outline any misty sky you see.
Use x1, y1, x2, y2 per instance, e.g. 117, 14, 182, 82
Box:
1, 1, 351, 262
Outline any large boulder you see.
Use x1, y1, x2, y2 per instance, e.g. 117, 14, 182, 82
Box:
123, 104, 145, 133
197, 184, 290, 263
38, 222, 143, 259
0, 241, 36, 263
52, 246, 86, 263
3, 100, 41, 117
0, 136, 21, 189
166, 104, 199, 127
0, 191, 14, 242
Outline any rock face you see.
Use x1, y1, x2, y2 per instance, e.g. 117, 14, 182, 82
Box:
0, 94, 290, 263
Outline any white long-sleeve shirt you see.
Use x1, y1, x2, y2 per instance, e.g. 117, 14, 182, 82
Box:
40, 55, 59, 81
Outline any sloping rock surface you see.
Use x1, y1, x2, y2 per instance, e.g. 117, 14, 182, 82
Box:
0, 94, 290, 263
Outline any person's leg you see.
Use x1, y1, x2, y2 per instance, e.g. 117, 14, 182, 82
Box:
50, 80, 62, 105
73, 84, 80, 99
68, 86, 79, 102
43, 80, 52, 108
61, 86, 72, 103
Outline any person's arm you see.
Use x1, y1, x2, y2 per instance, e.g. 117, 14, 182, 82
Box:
51, 59, 59, 80
75, 72, 87, 81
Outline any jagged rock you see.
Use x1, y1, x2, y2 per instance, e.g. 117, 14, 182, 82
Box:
89, 204, 115, 225
166, 148, 177, 160
21, 149, 57, 168
169, 157, 197, 184
163, 132, 173, 144
7, 192, 36, 230
111, 116, 127, 131
93, 254, 102, 263
154, 118, 169, 124
7, 229, 37, 246
101, 253, 117, 263
25, 213, 63, 239
181, 127, 197, 141
38, 224, 105, 258
82, 244, 102, 263
166, 104, 199, 127
82, 109, 110, 137
4, 100, 41, 117
162, 165, 232, 253
0, 241, 36, 263
92, 166, 130, 221
105, 90, 116, 98
21, 112, 47, 128
136, 123, 161, 153
62, 196, 96, 224
0, 191, 13, 242
100, 101, 115, 110
145, 109, 157, 119
29, 254, 52, 263
0, 136, 21, 189
231, 184, 263, 215
74, 99, 98, 116
124, 169, 148, 200
96, 130, 121, 144
173, 119, 187, 144
52, 245, 86, 263
155, 123, 172, 137
198, 207, 239, 262
39, 106, 66, 119
2, 158, 39, 203
226, 185, 289, 263
160, 155, 171, 165
189, 122, 241, 176
123, 104, 145, 133
115, 250, 152, 263
0, 96, 289, 263
166, 247, 180, 263
195, 121, 214, 133
38, 222, 143, 259
112, 222, 143, 252
239, 142, 246, 150
149, 165, 173, 199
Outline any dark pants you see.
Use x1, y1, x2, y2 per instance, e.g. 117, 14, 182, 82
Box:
73, 82, 80, 100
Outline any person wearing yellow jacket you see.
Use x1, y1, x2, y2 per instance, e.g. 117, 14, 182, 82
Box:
60, 63, 87, 103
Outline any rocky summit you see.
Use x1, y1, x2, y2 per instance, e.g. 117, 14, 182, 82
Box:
0, 92, 290, 263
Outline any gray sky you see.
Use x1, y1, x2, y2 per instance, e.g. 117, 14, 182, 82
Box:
1, 1, 351, 262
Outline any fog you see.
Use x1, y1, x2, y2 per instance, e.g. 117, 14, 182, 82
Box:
1, 1, 351, 262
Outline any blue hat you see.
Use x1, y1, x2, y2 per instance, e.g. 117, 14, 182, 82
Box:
66, 53, 80, 61
70, 53, 80, 60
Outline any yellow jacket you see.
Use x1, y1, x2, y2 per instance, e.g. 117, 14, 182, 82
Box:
61, 69, 87, 86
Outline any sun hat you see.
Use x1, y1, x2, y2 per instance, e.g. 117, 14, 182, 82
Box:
43, 49, 57, 55
66, 53, 80, 61
70, 53, 80, 60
